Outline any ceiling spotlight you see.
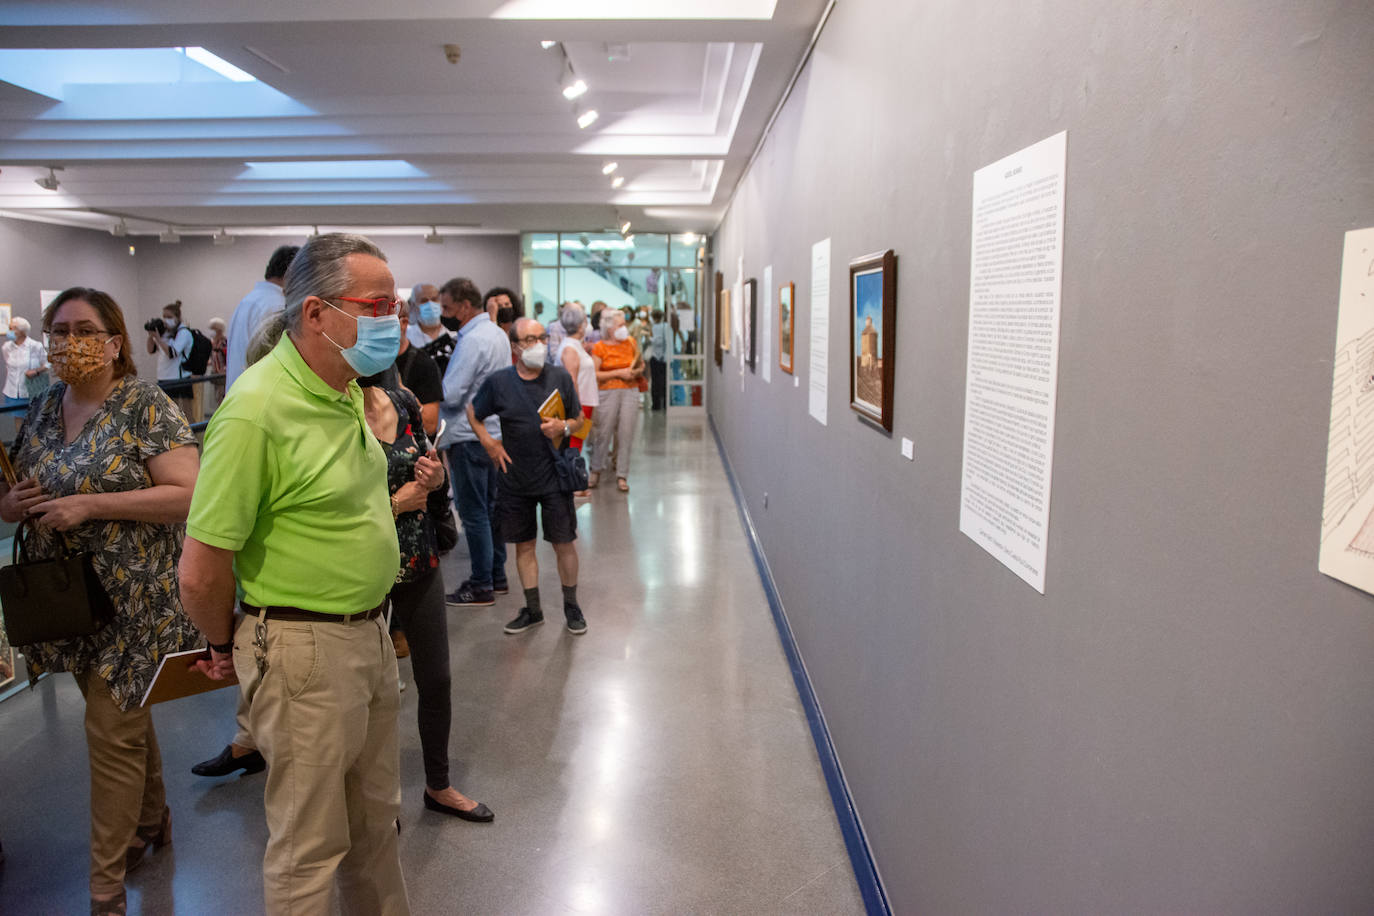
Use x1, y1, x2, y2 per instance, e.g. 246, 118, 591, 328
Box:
110, 219, 129, 237
620, 220, 632, 237
540, 40, 558, 50
576, 109, 599, 129
310, 225, 320, 238
601, 162, 618, 175
213, 227, 235, 246
562, 77, 588, 100
680, 232, 698, 244
35, 167, 61, 191
159, 227, 181, 244
611, 176, 625, 189
424, 226, 444, 245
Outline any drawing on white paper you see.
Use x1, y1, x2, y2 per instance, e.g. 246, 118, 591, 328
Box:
1320, 227, 1374, 594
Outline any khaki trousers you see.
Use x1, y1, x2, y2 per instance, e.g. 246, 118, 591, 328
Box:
73, 670, 166, 898
233, 613, 410, 916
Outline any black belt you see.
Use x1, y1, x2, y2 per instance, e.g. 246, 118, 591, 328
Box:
240, 601, 387, 624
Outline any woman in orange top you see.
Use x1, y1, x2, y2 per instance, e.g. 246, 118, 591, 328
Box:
588, 309, 643, 492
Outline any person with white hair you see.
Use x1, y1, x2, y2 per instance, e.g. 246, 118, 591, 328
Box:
2, 315, 49, 405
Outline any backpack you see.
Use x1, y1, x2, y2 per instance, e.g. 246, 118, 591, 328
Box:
181, 327, 213, 376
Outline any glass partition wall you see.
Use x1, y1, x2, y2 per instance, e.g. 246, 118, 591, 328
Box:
521, 231, 707, 409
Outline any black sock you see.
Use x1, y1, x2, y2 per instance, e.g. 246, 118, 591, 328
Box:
562, 584, 579, 610
524, 588, 541, 615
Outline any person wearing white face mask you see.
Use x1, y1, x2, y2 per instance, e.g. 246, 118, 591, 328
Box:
146, 300, 194, 382
467, 318, 585, 636
406, 282, 456, 374
588, 309, 644, 492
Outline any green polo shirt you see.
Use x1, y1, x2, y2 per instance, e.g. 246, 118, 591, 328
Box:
187, 334, 399, 613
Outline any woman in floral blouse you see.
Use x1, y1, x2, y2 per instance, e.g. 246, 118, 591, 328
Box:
359, 370, 494, 824
0, 288, 199, 916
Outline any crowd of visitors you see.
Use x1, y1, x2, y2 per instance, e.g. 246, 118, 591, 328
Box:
0, 234, 673, 914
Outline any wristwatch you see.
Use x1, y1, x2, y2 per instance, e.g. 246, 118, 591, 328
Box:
208, 639, 233, 654
563, 422, 572, 438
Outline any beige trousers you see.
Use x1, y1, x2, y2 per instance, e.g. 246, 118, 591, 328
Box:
232, 613, 410, 916
74, 670, 166, 899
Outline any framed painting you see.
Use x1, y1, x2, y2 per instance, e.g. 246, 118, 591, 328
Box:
713, 270, 725, 367
719, 288, 732, 353
778, 282, 795, 374
743, 278, 758, 372
849, 249, 897, 431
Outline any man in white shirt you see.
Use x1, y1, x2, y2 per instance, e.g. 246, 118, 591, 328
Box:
224, 245, 299, 390
1, 317, 47, 405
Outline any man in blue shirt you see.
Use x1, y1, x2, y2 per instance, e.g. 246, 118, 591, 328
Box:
224, 245, 299, 390
438, 277, 512, 606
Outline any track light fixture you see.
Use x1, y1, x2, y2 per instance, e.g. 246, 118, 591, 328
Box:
424, 226, 444, 244
562, 76, 588, 100
611, 176, 624, 189
159, 226, 181, 244
541, 41, 557, 50
35, 167, 61, 191
213, 227, 235, 246
602, 162, 618, 175
110, 219, 129, 237
620, 220, 632, 237
577, 108, 599, 129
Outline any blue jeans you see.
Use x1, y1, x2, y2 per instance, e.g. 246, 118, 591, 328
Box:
446, 441, 506, 590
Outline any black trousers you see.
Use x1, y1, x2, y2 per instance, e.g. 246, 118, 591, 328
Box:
389, 568, 451, 790
649, 357, 667, 410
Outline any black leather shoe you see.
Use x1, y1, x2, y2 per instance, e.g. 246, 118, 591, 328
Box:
423, 791, 494, 823
191, 745, 266, 778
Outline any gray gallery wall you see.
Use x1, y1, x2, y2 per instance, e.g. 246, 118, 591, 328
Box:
0, 220, 519, 379
709, 1, 1374, 912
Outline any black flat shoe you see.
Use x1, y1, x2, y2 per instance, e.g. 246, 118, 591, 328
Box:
191, 745, 266, 778
423, 791, 494, 823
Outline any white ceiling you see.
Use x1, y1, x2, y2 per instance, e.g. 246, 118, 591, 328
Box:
0, 0, 828, 238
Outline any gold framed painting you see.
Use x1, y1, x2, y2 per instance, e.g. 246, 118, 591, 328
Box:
778, 282, 795, 374
849, 249, 897, 431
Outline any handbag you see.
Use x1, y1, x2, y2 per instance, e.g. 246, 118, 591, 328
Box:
23, 370, 49, 400
0, 520, 115, 647
396, 391, 459, 554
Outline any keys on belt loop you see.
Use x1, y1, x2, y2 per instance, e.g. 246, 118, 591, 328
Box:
253, 609, 269, 675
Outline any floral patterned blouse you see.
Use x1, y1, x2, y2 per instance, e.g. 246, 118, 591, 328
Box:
379, 387, 440, 583
12, 376, 199, 710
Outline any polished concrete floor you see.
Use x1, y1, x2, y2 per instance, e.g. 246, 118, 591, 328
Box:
0, 411, 864, 915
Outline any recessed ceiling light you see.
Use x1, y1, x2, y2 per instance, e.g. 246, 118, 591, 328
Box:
562, 77, 588, 100
540, 40, 558, 50
611, 176, 625, 189
601, 162, 618, 175
577, 109, 599, 129
680, 232, 697, 244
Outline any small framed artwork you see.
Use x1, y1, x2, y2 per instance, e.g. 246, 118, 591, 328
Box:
743, 278, 758, 372
719, 288, 732, 353
778, 282, 795, 374
713, 271, 724, 367
849, 249, 897, 431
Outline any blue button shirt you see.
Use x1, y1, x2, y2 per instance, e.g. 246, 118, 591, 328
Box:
439, 312, 511, 447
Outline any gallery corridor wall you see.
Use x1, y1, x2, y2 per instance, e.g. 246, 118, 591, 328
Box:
708, 0, 1374, 912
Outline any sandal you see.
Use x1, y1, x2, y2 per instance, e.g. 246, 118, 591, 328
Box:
617, 478, 629, 492
126, 806, 171, 873
91, 889, 126, 916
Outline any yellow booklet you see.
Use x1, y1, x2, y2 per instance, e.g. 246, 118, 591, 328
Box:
537, 388, 565, 420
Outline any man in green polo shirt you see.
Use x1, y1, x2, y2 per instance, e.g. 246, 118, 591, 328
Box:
179, 233, 411, 916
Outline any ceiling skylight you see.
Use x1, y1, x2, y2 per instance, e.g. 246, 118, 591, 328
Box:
178, 47, 257, 83
0, 47, 256, 101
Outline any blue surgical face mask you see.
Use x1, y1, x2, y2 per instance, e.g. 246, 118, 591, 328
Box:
4, 331, 14, 341
418, 301, 442, 326
322, 302, 401, 377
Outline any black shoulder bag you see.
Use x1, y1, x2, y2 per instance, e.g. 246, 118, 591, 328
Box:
0, 519, 116, 647
514, 375, 589, 494
396, 390, 459, 553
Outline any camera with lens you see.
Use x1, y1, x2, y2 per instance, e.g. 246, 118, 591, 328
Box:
144, 317, 166, 335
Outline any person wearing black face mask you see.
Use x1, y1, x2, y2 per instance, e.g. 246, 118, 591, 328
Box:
357, 369, 495, 823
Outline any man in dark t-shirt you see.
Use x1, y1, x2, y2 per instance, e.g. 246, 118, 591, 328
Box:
469, 317, 585, 635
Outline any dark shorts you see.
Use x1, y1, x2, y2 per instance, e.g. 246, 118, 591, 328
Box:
498, 489, 577, 544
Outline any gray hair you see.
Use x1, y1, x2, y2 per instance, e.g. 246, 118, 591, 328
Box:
282, 232, 387, 332
10, 316, 30, 334
559, 303, 585, 335
246, 313, 287, 366
599, 308, 624, 330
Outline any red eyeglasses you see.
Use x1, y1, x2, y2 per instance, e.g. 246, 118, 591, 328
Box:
330, 296, 403, 317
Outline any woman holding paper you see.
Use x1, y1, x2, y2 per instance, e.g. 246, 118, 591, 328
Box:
0, 287, 199, 916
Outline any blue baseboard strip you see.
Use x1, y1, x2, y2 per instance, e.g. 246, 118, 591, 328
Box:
709, 417, 891, 916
